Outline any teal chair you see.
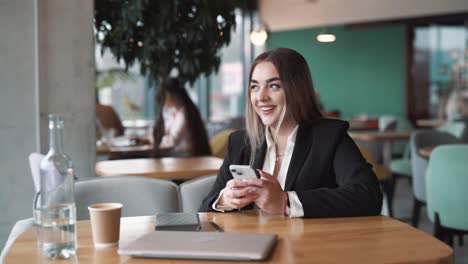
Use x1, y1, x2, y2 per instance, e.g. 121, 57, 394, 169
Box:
389, 143, 412, 217
391, 116, 414, 157
390, 143, 411, 177
426, 145, 468, 247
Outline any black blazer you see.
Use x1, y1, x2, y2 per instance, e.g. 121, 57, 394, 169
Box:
199, 118, 383, 218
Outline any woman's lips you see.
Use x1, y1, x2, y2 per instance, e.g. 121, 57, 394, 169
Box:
258, 105, 275, 115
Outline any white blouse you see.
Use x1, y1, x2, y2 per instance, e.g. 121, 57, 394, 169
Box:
160, 106, 192, 153
212, 126, 304, 217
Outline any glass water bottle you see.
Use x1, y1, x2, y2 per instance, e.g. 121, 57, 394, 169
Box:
36, 114, 76, 259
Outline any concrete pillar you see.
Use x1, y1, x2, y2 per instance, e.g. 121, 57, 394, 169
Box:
0, 0, 95, 250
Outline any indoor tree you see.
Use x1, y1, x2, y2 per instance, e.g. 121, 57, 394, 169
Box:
94, 0, 239, 156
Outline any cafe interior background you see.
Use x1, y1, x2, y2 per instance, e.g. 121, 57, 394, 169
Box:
0, 0, 467, 255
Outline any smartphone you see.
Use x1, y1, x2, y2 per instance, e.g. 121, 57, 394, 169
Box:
229, 165, 259, 180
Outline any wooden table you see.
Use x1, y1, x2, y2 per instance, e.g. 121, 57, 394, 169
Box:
349, 131, 411, 166
417, 119, 446, 128
96, 144, 154, 158
5, 211, 453, 263
95, 156, 223, 180
348, 118, 379, 131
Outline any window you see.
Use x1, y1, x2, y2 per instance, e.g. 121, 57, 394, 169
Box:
412, 25, 467, 120
95, 46, 148, 123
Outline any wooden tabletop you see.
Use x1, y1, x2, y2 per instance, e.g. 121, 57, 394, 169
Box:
96, 144, 153, 156
349, 131, 411, 142
5, 211, 453, 263
95, 156, 223, 180
416, 119, 446, 128
348, 119, 379, 131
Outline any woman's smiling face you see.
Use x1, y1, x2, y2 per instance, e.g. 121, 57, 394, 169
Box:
249, 62, 287, 129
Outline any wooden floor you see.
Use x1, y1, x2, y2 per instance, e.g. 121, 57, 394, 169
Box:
391, 178, 468, 264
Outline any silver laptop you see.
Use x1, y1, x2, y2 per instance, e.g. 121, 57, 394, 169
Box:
118, 231, 277, 261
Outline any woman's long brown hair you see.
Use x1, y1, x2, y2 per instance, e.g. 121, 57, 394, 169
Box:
245, 48, 323, 164
165, 79, 211, 156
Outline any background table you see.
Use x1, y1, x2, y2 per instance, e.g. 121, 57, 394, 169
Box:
96, 144, 154, 158
95, 156, 223, 180
5, 211, 453, 263
349, 131, 411, 166
417, 119, 446, 128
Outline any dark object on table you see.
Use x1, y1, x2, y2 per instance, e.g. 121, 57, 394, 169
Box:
155, 213, 201, 232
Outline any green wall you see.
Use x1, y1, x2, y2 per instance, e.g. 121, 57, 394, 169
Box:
267, 26, 406, 119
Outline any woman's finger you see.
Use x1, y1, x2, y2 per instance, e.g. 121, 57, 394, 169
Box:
257, 170, 276, 181
230, 179, 252, 188
230, 187, 252, 198
231, 195, 256, 208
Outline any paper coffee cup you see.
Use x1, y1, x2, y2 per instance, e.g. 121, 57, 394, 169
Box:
88, 203, 122, 248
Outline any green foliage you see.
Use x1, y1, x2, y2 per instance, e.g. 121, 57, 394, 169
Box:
94, 0, 238, 87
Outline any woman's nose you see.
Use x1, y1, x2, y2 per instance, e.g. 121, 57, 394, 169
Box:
258, 86, 269, 100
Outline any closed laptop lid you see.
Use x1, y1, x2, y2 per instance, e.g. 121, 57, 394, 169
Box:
118, 231, 277, 261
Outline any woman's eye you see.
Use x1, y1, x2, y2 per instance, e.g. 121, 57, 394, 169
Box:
270, 83, 280, 89
250, 84, 258, 90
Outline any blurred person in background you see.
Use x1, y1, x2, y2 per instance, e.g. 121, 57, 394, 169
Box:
160, 78, 211, 157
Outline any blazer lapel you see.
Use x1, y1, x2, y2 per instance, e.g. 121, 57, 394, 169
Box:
284, 123, 314, 191
252, 140, 267, 172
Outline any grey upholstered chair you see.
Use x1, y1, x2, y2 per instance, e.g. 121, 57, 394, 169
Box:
75, 176, 180, 220
437, 120, 467, 142
178, 175, 216, 213
0, 218, 35, 262
410, 130, 461, 227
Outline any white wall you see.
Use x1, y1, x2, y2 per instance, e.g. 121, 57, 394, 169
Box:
259, 0, 468, 31
0, 0, 95, 251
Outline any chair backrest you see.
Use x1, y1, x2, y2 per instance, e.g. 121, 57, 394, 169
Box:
28, 153, 45, 193
379, 116, 397, 132
357, 145, 376, 164
436, 121, 466, 140
0, 218, 35, 262
426, 145, 468, 230
178, 175, 216, 213
357, 145, 390, 181
410, 130, 461, 202
392, 116, 414, 157
96, 104, 125, 137
75, 176, 179, 220
209, 129, 234, 159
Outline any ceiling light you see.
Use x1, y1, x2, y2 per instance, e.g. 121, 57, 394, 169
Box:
316, 29, 336, 43
250, 27, 268, 46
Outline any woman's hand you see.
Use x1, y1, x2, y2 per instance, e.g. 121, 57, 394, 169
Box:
218, 179, 257, 209
242, 170, 287, 215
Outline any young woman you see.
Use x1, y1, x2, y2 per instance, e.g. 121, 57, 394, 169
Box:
160, 79, 211, 157
199, 48, 382, 218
